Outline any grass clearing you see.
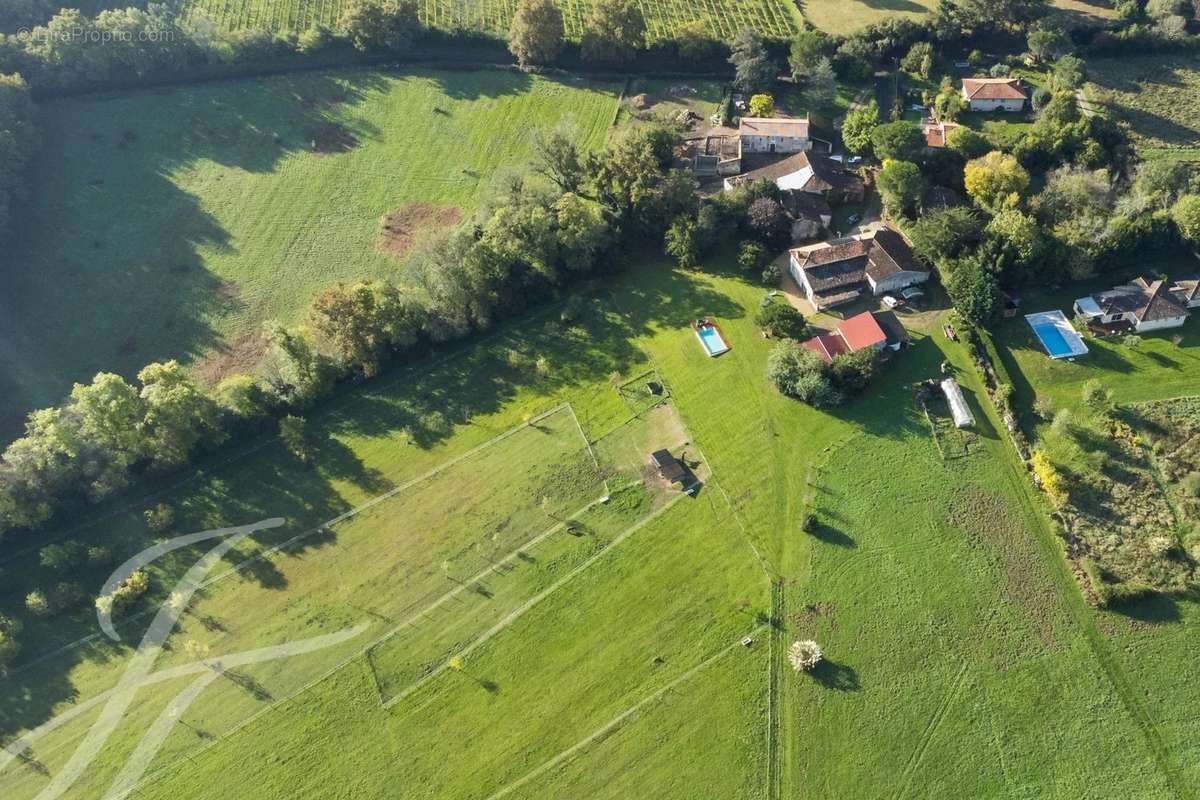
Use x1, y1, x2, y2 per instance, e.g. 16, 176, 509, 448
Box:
0, 67, 621, 436
798, 0, 935, 36
1088, 56, 1200, 159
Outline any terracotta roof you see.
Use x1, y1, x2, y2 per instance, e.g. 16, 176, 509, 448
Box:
962, 78, 1029, 101
738, 116, 811, 139
837, 311, 887, 352
800, 334, 849, 364
921, 120, 960, 148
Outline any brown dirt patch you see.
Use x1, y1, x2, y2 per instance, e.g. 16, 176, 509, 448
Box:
377, 203, 464, 260
191, 333, 268, 387
310, 123, 358, 155
215, 280, 241, 304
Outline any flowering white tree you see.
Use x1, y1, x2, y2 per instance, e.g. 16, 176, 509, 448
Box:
788, 640, 823, 672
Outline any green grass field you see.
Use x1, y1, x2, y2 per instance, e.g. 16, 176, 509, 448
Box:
5, 247, 1200, 797
0, 67, 620, 437
1088, 56, 1200, 160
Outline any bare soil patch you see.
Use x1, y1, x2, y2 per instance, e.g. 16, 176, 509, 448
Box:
310, 123, 358, 155
377, 203, 464, 260
192, 333, 268, 386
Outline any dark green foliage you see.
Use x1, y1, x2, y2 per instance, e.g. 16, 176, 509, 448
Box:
280, 414, 315, 464
946, 248, 1003, 327
870, 121, 924, 162
746, 197, 791, 248
908, 207, 984, 265
738, 241, 770, 274
827, 348, 878, 397
0, 73, 37, 246
39, 540, 86, 573
580, 0, 646, 64
755, 303, 808, 339
876, 160, 925, 218
767, 345, 840, 407
729, 27, 777, 94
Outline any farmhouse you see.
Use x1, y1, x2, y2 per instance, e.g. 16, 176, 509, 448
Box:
738, 116, 812, 154
650, 449, 687, 484
788, 226, 930, 311
1073, 276, 1190, 334
724, 151, 864, 204
800, 310, 908, 364
960, 78, 1029, 112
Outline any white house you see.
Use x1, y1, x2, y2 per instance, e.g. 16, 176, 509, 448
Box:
724, 151, 865, 203
1073, 277, 1190, 333
738, 116, 812, 154
787, 225, 930, 311
960, 78, 1029, 112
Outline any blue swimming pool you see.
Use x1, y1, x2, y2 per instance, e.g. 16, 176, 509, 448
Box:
696, 324, 730, 357
1025, 311, 1088, 359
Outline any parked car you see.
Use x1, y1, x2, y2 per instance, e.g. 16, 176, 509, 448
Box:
882, 295, 900, 309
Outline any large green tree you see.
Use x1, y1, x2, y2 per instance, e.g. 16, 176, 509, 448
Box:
507, 0, 565, 67
841, 101, 878, 155
729, 27, 776, 95
964, 151, 1030, 213
580, 0, 645, 64
338, 0, 420, 50
877, 160, 925, 218
310, 280, 426, 376
870, 120, 924, 162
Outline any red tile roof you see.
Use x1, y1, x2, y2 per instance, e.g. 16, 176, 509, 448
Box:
837, 311, 887, 352
962, 78, 1029, 101
800, 334, 849, 364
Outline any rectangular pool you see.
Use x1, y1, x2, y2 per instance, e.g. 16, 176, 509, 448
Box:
1025, 310, 1088, 359
695, 324, 730, 357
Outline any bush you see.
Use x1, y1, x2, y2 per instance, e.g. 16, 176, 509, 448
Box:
766, 344, 840, 407
755, 304, 807, 339
144, 503, 176, 534
800, 513, 816, 533
761, 261, 782, 286
280, 414, 315, 464
738, 241, 769, 273
87, 545, 115, 568
97, 569, 151, 617
25, 591, 50, 616
1180, 472, 1200, 497
788, 639, 823, 672
39, 541, 86, 573
1081, 379, 1112, 411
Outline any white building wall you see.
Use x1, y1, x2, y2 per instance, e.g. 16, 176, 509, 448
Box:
1135, 316, 1188, 332
871, 270, 930, 296
741, 135, 811, 154
966, 98, 1024, 112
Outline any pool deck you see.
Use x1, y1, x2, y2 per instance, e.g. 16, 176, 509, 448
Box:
693, 319, 731, 357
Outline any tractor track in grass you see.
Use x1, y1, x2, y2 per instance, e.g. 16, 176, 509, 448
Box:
889, 661, 969, 800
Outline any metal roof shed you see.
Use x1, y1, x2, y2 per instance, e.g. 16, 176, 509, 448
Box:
940, 378, 975, 429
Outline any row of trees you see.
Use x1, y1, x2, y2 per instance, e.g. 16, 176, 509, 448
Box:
0, 123, 683, 545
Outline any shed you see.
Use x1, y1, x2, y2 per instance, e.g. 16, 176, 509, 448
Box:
940, 379, 975, 429
650, 449, 687, 483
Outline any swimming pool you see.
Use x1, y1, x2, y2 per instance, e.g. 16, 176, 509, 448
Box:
1025, 311, 1088, 359
695, 324, 730, 357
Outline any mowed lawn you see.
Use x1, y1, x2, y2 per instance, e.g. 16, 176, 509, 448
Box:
4, 254, 1200, 797
0, 68, 620, 436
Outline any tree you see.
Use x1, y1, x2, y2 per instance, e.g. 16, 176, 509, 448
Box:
580, 0, 645, 64
900, 41, 934, 79
841, 101, 878, 156
748, 93, 775, 117
338, 0, 420, 51
664, 216, 702, 268
215, 374, 273, 422
945, 127, 990, 160
964, 151, 1029, 214
1082, 379, 1112, 411
931, 81, 967, 123
531, 125, 584, 193
1131, 161, 1192, 211
807, 57, 837, 106
261, 322, 339, 408
788, 640, 823, 672
554, 192, 610, 273
0, 613, 21, 671
986, 208, 1061, 284
828, 348, 878, 396
788, 29, 830, 82
138, 361, 224, 470
1027, 27, 1069, 63
40, 540, 85, 572
674, 20, 720, 62
279, 415, 315, 465
909, 207, 983, 264
946, 250, 1002, 326
766, 345, 840, 406
144, 502, 176, 533
26, 591, 50, 616
870, 120, 924, 162
746, 197, 790, 248
755, 303, 808, 339
310, 280, 425, 376
876, 160, 925, 218
729, 27, 776, 95
1156, 14, 1188, 39
738, 241, 770, 274
1049, 54, 1085, 92
1172, 195, 1200, 244
508, 0, 564, 67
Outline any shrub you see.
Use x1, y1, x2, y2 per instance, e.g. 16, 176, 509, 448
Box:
738, 241, 769, 273
766, 344, 840, 407
827, 349, 878, 397
1081, 379, 1111, 412
39, 541, 86, 573
755, 304, 807, 339
800, 513, 816, 533
1180, 472, 1200, 497
87, 545, 115, 568
280, 414, 315, 464
144, 503, 176, 534
788, 639, 823, 672
1033, 396, 1055, 420
1031, 449, 1068, 507
748, 93, 775, 117
0, 617, 21, 670
25, 591, 50, 616
761, 261, 782, 286
98, 569, 151, 617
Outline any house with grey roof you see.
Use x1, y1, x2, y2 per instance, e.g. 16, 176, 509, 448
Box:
787, 225, 930, 311
1073, 277, 1190, 334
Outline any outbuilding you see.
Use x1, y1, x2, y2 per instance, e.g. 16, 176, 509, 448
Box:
940, 378, 975, 429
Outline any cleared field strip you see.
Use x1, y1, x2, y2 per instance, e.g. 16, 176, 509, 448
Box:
183, 0, 801, 39
0, 404, 613, 799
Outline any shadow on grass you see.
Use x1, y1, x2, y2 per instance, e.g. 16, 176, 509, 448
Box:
1107, 592, 1184, 625
810, 521, 856, 548
811, 658, 861, 691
